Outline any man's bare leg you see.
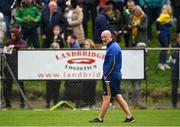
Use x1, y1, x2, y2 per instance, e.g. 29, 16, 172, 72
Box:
98, 95, 111, 119
115, 94, 132, 117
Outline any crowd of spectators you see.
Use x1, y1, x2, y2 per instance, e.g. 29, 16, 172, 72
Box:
1, 0, 179, 49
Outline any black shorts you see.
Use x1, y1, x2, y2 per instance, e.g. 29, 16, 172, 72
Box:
102, 76, 121, 97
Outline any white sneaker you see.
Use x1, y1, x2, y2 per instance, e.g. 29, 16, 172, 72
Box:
158, 63, 165, 70
164, 64, 171, 69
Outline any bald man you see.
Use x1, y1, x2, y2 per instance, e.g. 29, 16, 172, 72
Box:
89, 30, 135, 123
49, 1, 58, 13
40, 0, 68, 48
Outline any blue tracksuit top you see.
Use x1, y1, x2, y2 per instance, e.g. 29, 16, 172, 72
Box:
103, 41, 122, 81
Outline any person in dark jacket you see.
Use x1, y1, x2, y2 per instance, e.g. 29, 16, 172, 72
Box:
52, 25, 64, 47
2, 28, 27, 108
82, 0, 99, 37
93, 5, 112, 48
89, 30, 134, 123
45, 42, 61, 108
41, 1, 67, 48
106, 0, 122, 42
63, 35, 82, 108
171, 32, 180, 108
45, 25, 64, 108
66, 34, 81, 48
171, 0, 180, 33
0, 0, 14, 38
41, 0, 65, 13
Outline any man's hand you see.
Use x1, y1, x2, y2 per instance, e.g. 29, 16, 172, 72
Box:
31, 18, 37, 23
42, 35, 47, 39
103, 75, 106, 81
8, 45, 15, 49
23, 17, 29, 23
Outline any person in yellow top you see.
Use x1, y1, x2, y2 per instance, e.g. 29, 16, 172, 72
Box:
128, 5, 148, 47
157, 4, 172, 24
156, 4, 174, 71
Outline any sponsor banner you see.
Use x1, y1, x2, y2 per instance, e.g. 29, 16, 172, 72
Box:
18, 49, 144, 80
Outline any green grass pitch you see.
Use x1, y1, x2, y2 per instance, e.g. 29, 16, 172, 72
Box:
0, 109, 180, 126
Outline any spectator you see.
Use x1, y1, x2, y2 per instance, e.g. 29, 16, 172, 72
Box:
0, 12, 6, 48
12, 24, 22, 37
122, 0, 136, 47
132, 42, 147, 109
2, 28, 27, 108
0, 0, 14, 38
41, 1, 67, 48
82, 0, 99, 38
66, 34, 81, 48
81, 39, 97, 108
128, 5, 147, 108
36, 0, 49, 7
106, 1, 122, 42
93, 5, 112, 48
48, 25, 64, 48
45, 25, 64, 108
124, 0, 139, 5
139, 0, 167, 40
113, 0, 124, 13
128, 5, 148, 47
19, 0, 42, 8
65, 0, 85, 46
45, 42, 61, 108
171, 32, 180, 108
15, 0, 41, 48
55, 0, 66, 12
41, 0, 66, 13
63, 35, 84, 108
98, 0, 110, 13
156, 4, 173, 70
84, 39, 95, 49
171, 0, 180, 33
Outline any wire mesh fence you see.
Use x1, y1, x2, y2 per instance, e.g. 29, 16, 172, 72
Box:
0, 48, 179, 109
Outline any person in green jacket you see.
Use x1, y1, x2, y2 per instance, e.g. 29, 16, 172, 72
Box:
15, 0, 41, 48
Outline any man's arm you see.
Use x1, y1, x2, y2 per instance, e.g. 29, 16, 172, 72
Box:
103, 54, 116, 81
15, 8, 24, 24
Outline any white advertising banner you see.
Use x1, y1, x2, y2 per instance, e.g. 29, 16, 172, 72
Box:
18, 49, 144, 80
